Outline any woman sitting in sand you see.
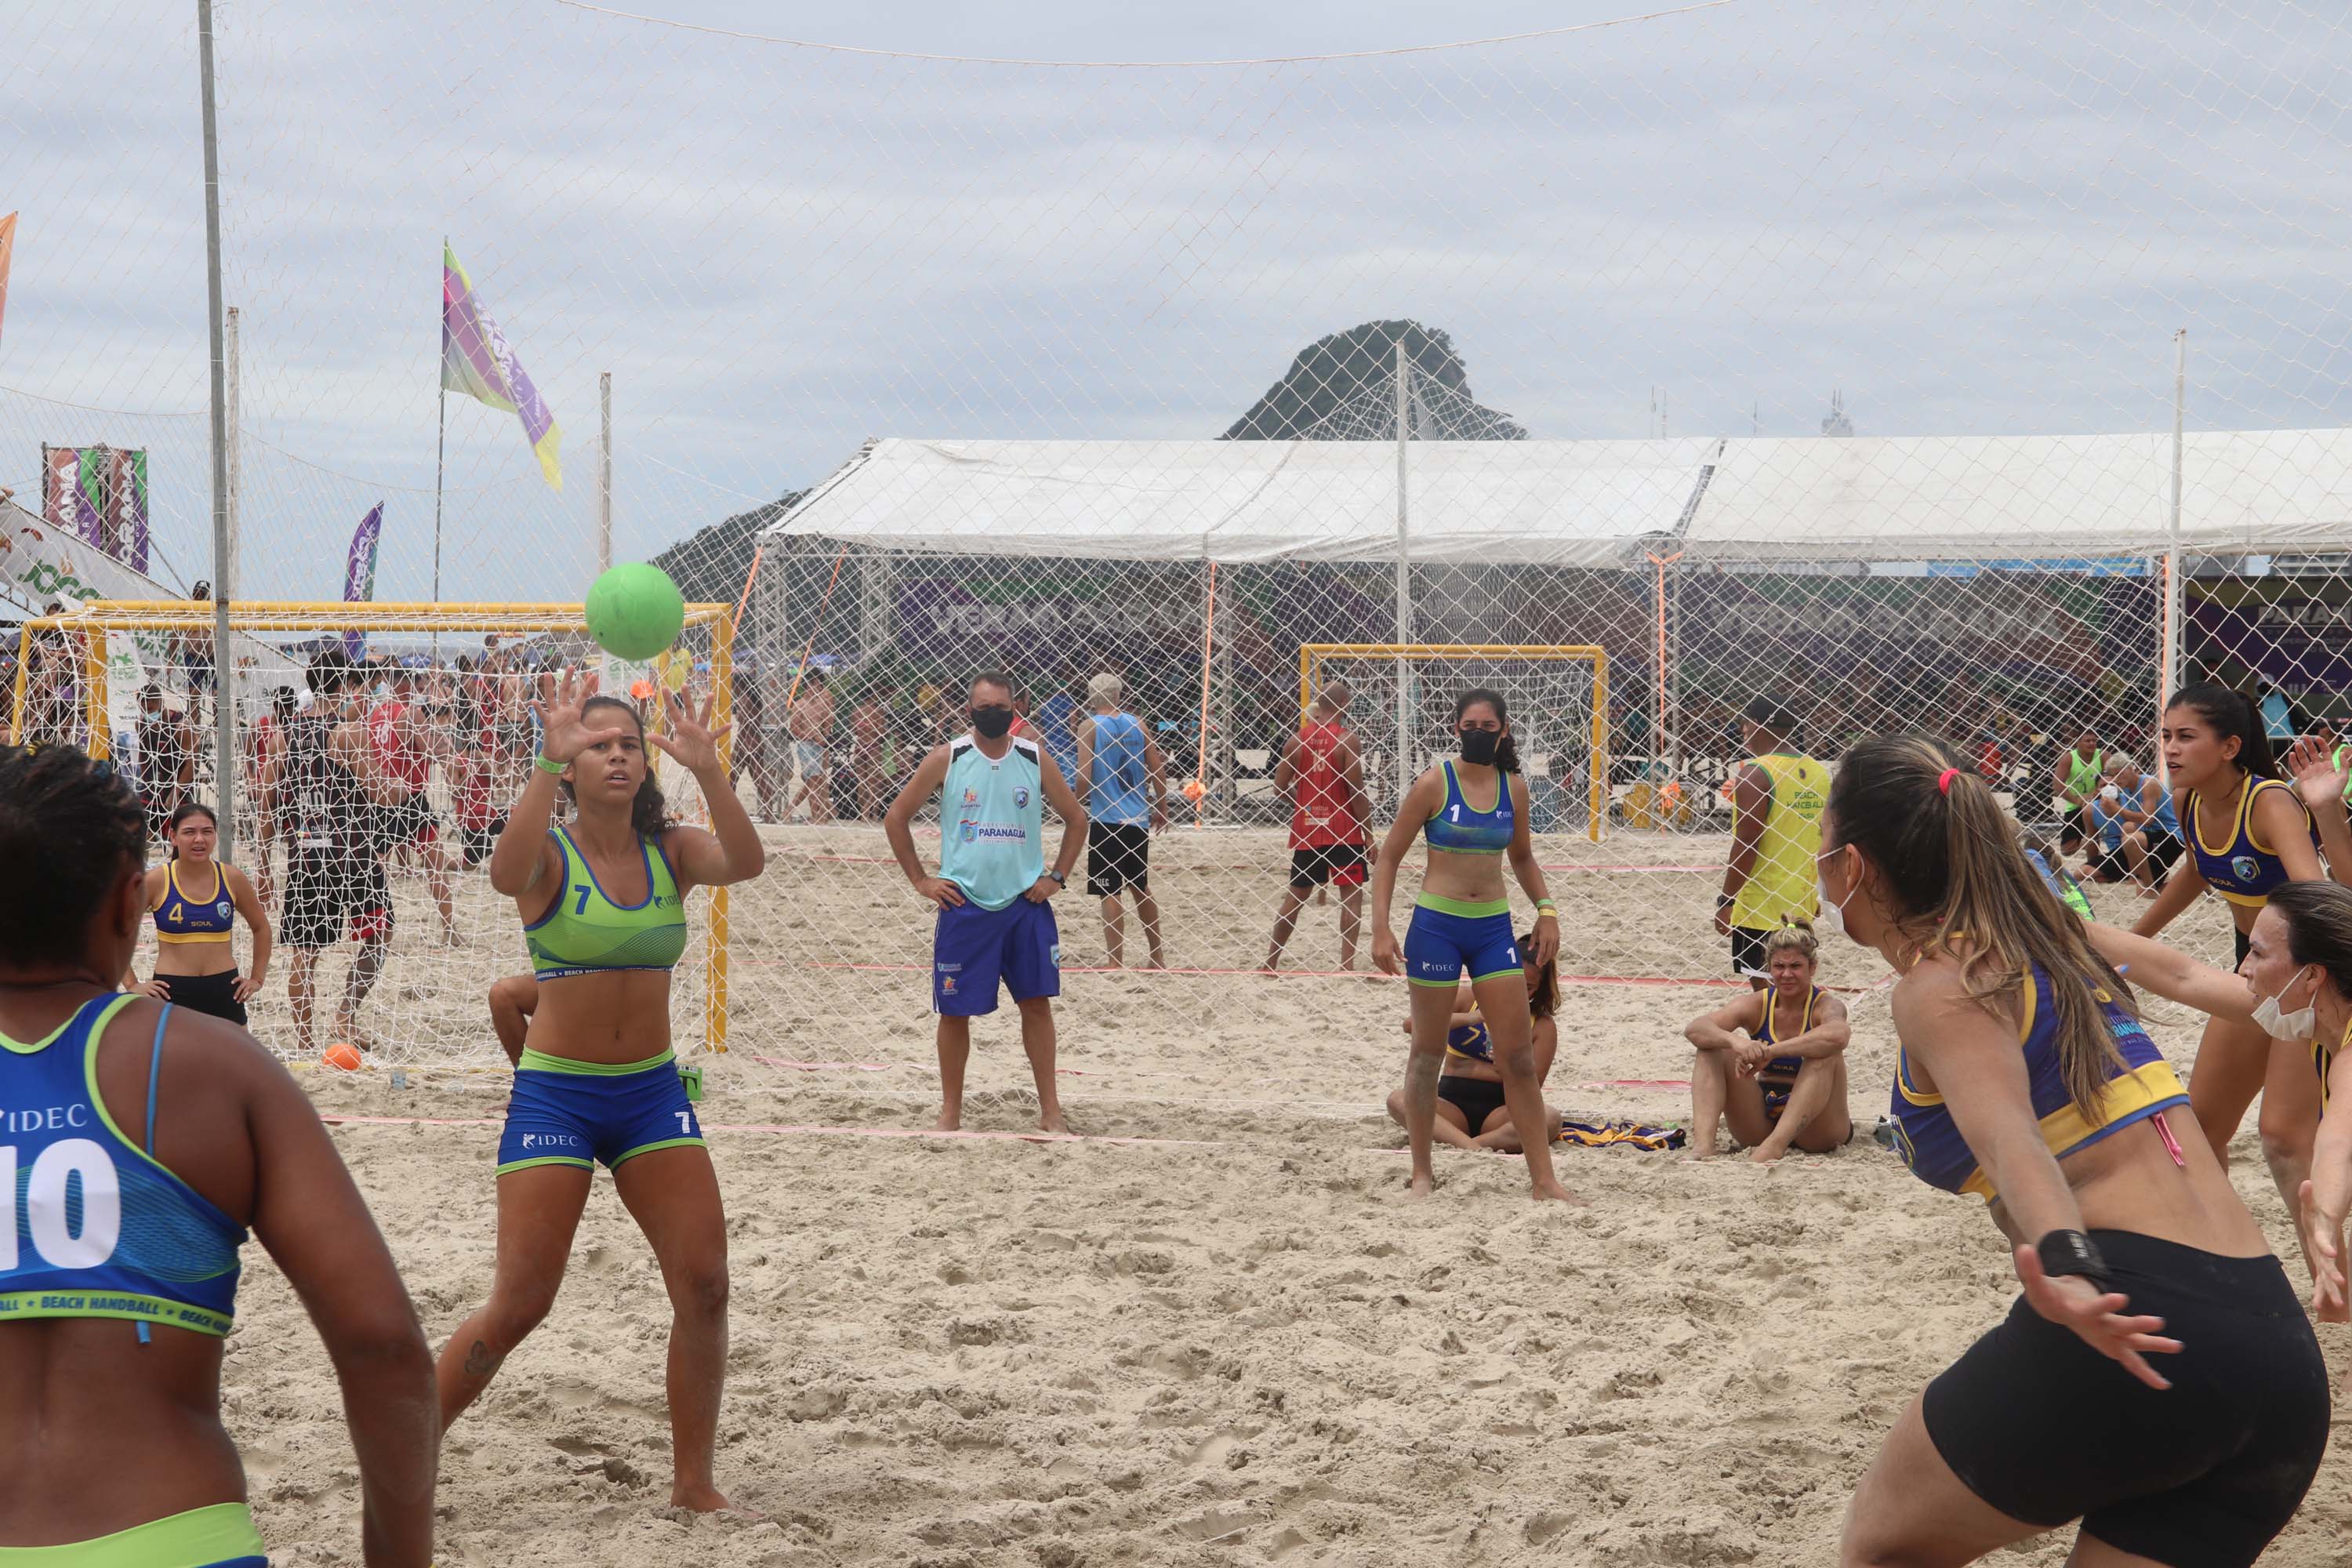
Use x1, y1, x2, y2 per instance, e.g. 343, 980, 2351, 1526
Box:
1682, 919, 1852, 1161
1385, 931, 1559, 1153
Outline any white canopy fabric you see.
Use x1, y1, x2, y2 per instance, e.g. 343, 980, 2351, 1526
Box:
768, 430, 2352, 566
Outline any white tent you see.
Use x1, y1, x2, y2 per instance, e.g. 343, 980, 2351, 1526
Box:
765, 430, 2352, 564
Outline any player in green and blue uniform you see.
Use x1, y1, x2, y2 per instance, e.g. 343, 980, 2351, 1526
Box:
0, 742, 434, 1566
434, 670, 767, 1516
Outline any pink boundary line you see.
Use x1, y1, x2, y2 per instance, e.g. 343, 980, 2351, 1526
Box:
782, 850, 1718, 875
318, 1112, 1218, 1148
768, 960, 1802, 991
739, 1054, 1690, 1091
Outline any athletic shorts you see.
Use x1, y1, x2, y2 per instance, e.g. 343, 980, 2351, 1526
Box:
933, 896, 1060, 1016
19, 1501, 268, 1567
1437, 1073, 1507, 1131
2146, 833, 2183, 876
148, 968, 248, 1027
457, 818, 505, 869
281, 849, 391, 948
1404, 895, 1519, 989
381, 789, 440, 848
1730, 924, 1773, 979
2091, 844, 2129, 881
1289, 842, 1366, 890
1921, 1230, 2328, 1567
2234, 924, 2252, 967
1087, 822, 1151, 895
495, 1047, 705, 1175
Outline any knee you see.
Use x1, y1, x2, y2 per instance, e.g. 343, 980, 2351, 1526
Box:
670, 1256, 730, 1319
1494, 1045, 1537, 1080
483, 1282, 561, 1348
2258, 1111, 2312, 1171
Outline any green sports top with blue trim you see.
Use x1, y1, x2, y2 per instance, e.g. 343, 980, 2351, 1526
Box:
524, 824, 689, 981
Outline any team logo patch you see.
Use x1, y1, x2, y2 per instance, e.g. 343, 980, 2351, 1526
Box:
963, 788, 980, 805
941, 975, 957, 994
1014, 787, 1030, 808
1049, 944, 1062, 967
960, 820, 978, 843
2232, 855, 2261, 884
215, 902, 231, 920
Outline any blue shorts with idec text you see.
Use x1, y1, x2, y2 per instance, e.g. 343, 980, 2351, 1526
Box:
1404, 895, 1520, 989
495, 1048, 704, 1175
934, 895, 1061, 1016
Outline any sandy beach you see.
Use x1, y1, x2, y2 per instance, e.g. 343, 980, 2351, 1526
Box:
191, 822, 2350, 1565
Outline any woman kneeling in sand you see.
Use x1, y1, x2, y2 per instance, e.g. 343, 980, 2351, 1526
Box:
1385, 931, 1560, 1152
1684, 920, 1853, 1161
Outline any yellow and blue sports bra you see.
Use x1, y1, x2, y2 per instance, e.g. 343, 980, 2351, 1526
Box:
1445, 1012, 1494, 1066
1424, 760, 1515, 855
1754, 984, 1824, 1083
523, 825, 688, 982
1888, 964, 2187, 1203
153, 861, 234, 945
2183, 774, 2321, 908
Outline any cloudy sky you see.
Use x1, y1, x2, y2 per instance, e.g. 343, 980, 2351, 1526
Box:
2, 0, 2348, 603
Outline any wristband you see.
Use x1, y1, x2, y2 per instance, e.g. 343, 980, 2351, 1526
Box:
1716, 892, 1734, 910
534, 753, 566, 776
1535, 899, 1558, 916
2034, 1229, 2108, 1287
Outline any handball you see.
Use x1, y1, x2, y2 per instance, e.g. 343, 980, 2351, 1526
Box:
321, 1042, 364, 1072
585, 563, 685, 662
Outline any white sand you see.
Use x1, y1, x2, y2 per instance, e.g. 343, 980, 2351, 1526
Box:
213, 825, 2349, 1565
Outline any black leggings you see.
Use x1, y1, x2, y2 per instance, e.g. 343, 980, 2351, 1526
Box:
1922, 1230, 2328, 1567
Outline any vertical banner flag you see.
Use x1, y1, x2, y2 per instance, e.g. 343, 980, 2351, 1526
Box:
341, 502, 384, 655
0, 212, 16, 349
441, 243, 562, 488
107, 448, 147, 573
41, 445, 147, 571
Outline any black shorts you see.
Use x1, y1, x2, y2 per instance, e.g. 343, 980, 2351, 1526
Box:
2234, 924, 2252, 967
2145, 833, 2183, 876
1288, 842, 1366, 891
1087, 822, 1151, 896
1437, 1074, 1507, 1131
152, 968, 247, 1026
1921, 1231, 2328, 1566
381, 790, 440, 849
457, 818, 505, 869
1730, 925, 1773, 978
2091, 844, 2129, 881
283, 848, 392, 948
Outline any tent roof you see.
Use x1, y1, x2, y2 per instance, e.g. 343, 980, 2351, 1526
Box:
765, 430, 2352, 566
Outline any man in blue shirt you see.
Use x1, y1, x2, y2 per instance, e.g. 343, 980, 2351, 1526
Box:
884, 672, 1087, 1134
1073, 673, 1169, 969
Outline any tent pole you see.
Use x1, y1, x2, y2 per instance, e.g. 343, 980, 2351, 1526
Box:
1394, 340, 1413, 802
2161, 329, 2187, 784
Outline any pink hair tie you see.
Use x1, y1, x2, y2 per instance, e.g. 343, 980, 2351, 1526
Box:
1937, 768, 1960, 795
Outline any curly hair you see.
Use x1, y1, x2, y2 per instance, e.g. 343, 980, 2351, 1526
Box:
0, 744, 147, 966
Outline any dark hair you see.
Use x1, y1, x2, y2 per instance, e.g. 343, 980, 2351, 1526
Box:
1762, 917, 1820, 966
1517, 930, 1558, 1020
163, 799, 219, 858
1744, 695, 1800, 737
307, 647, 359, 695
2267, 882, 2352, 1003
557, 695, 671, 839
2166, 682, 2277, 780
970, 671, 1016, 703
1452, 688, 1519, 773
270, 685, 296, 716
1827, 733, 2132, 1122
0, 744, 147, 967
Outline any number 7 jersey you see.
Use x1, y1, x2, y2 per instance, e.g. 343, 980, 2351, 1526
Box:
0, 995, 246, 1338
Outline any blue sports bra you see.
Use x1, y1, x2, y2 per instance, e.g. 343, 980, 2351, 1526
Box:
153, 860, 235, 945
1424, 760, 1514, 855
1754, 984, 1824, 1083
2182, 775, 2319, 909
0, 995, 246, 1337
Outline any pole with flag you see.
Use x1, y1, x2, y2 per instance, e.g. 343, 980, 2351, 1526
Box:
438, 240, 561, 608
342, 502, 384, 656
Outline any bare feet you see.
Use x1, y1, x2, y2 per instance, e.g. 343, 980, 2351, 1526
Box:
1144, 956, 1167, 971
1407, 1171, 1435, 1198
1530, 1179, 1588, 1205
671, 1481, 760, 1518
1039, 1112, 1071, 1135
932, 1109, 961, 1133
1748, 1143, 1788, 1166
1681, 1140, 1718, 1160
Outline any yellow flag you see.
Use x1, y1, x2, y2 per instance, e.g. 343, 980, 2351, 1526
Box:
0, 212, 16, 349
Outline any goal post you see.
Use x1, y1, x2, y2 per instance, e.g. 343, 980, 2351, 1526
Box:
1298, 642, 1608, 843
9, 600, 740, 1061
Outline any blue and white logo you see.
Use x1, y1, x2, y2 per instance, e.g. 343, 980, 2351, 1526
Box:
1014, 786, 1030, 808
2231, 854, 2261, 884
215, 902, 231, 920
960, 820, 978, 843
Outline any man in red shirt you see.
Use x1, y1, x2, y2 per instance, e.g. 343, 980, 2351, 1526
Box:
1265, 680, 1370, 971
366, 666, 460, 943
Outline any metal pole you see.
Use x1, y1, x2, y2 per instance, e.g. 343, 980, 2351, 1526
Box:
433, 234, 447, 612
597, 372, 613, 575
197, 0, 235, 856
1393, 340, 1413, 801
223, 307, 239, 596
2163, 328, 2187, 780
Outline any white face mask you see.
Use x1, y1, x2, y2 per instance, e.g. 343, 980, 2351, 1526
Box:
2252, 965, 2318, 1041
1815, 847, 1855, 943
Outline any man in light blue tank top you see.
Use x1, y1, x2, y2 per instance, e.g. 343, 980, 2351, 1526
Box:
885, 672, 1089, 1134
1073, 673, 1169, 970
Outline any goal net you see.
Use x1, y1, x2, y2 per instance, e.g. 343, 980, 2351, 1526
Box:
10, 601, 739, 1068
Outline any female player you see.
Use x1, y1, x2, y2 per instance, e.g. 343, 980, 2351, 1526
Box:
124, 800, 271, 1025
1370, 688, 1579, 1203
2131, 687, 2350, 1211
1682, 920, 1852, 1163
1829, 736, 2327, 1566
434, 670, 766, 1515
0, 742, 434, 1564
1384, 931, 1559, 1154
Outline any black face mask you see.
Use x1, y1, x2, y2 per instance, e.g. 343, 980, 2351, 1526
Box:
1458, 727, 1501, 766
971, 705, 1015, 739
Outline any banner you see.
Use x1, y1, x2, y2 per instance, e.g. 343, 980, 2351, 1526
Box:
39, 444, 148, 572
441, 243, 562, 488
341, 503, 384, 655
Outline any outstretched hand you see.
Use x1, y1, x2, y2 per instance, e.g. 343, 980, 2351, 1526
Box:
2013, 1243, 2182, 1390
532, 669, 625, 765
2298, 1180, 2350, 1323
2283, 733, 2349, 814
650, 687, 731, 775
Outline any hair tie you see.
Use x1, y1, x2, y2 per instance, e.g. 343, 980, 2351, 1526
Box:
1937, 767, 1960, 796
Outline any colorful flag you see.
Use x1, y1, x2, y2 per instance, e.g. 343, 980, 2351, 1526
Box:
441, 243, 561, 489
0, 212, 15, 349
341, 502, 384, 655
41, 444, 147, 572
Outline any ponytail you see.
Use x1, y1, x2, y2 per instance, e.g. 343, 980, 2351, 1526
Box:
2168, 682, 2278, 780
1452, 687, 1521, 774
1828, 734, 2131, 1123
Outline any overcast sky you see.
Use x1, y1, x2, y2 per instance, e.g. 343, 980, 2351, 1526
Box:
2, 0, 2348, 603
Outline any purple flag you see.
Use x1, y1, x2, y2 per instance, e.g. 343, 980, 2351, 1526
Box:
441, 243, 562, 488
341, 502, 383, 655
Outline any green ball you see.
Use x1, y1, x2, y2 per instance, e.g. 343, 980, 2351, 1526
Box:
585, 563, 685, 662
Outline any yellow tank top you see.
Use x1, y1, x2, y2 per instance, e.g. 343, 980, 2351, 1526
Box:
1730, 753, 1828, 932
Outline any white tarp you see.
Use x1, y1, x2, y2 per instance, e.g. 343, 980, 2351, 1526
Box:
766, 430, 2352, 565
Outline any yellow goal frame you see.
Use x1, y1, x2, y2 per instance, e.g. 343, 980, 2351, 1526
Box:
1298, 642, 1609, 843
9, 601, 740, 1054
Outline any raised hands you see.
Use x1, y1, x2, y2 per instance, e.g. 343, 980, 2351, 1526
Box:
651, 686, 732, 775
531, 668, 625, 765
2283, 733, 2349, 814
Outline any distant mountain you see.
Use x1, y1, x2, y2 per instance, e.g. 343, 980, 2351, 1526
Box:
650, 490, 803, 604
1222, 319, 1525, 441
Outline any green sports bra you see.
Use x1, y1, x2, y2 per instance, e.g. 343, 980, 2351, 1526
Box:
524, 825, 688, 981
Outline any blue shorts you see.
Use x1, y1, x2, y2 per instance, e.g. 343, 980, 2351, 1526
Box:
495, 1048, 705, 1175
1404, 896, 1520, 989
933, 896, 1061, 1016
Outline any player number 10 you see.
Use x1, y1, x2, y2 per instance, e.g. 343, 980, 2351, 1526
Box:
0, 1140, 124, 1272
